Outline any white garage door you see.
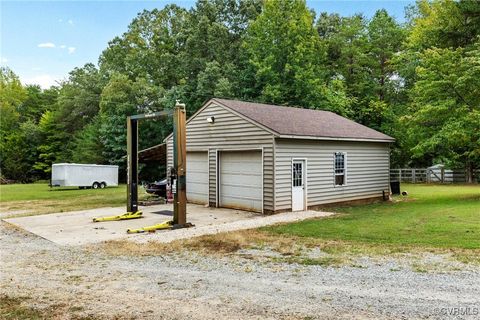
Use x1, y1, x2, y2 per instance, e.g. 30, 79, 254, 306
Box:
187, 152, 208, 204
219, 150, 262, 212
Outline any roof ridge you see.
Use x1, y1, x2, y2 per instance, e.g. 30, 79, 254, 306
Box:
213, 97, 334, 114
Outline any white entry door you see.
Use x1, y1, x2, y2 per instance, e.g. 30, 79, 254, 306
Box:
292, 160, 306, 211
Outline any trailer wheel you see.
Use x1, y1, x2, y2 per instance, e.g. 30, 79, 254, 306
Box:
92, 182, 100, 189
100, 182, 107, 189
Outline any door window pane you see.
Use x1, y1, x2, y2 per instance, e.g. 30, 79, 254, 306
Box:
293, 162, 303, 187
335, 174, 344, 186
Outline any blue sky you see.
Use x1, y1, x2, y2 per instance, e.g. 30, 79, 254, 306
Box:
1, 0, 414, 88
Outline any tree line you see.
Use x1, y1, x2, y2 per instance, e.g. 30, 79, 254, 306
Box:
1, 0, 479, 182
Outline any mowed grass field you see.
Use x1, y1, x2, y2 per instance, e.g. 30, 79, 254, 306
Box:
1, 183, 479, 252
0, 183, 147, 217
264, 184, 480, 249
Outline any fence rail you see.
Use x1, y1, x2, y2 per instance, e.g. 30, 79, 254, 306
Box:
390, 168, 479, 184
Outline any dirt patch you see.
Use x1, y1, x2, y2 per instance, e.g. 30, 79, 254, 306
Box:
183, 230, 299, 254
308, 195, 386, 210
97, 229, 299, 257
97, 228, 480, 271
0, 294, 120, 320
94, 239, 177, 256
1, 220, 32, 235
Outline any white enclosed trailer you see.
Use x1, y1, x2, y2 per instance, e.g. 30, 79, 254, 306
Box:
51, 163, 119, 189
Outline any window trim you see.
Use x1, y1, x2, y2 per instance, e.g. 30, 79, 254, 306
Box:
333, 152, 347, 187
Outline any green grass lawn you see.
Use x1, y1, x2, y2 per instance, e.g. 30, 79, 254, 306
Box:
264, 184, 480, 249
0, 183, 147, 216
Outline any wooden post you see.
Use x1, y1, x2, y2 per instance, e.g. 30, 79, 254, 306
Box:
126, 117, 138, 213
173, 102, 187, 225
441, 167, 445, 183
412, 169, 416, 183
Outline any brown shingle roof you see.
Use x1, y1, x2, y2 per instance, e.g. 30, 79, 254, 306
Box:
212, 98, 394, 142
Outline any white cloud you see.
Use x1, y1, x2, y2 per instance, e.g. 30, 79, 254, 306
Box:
1, 57, 8, 63
60, 44, 66, 49
68, 19, 74, 26
58, 19, 63, 22
68, 47, 76, 54
38, 42, 56, 48
24, 74, 60, 89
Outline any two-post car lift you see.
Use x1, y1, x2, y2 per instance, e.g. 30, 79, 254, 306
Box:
93, 101, 192, 232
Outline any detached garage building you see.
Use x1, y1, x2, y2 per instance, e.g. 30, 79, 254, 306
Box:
165, 98, 394, 214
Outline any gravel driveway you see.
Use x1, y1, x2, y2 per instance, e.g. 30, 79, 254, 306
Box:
1, 222, 479, 320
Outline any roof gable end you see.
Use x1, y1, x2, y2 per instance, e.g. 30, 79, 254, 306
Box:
163, 99, 276, 142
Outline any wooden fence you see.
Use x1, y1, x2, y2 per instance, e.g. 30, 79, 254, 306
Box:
390, 168, 479, 183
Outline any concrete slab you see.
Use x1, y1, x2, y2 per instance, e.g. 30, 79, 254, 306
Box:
3, 204, 260, 246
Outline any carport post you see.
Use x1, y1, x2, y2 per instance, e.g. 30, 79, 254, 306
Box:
173, 102, 187, 225
126, 117, 139, 213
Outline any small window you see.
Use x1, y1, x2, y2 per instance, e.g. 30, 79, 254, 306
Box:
334, 152, 346, 186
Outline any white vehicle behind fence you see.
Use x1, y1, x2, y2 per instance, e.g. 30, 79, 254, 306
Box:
51, 163, 119, 189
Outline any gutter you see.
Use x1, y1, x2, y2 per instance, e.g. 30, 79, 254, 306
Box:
276, 134, 395, 143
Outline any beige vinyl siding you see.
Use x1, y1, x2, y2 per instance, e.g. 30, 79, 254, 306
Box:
275, 138, 390, 210
166, 102, 275, 212
208, 149, 216, 207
